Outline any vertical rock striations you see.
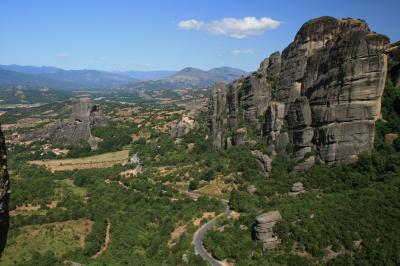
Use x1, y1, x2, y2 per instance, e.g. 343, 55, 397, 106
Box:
0, 125, 9, 257
207, 82, 228, 149
52, 98, 107, 149
207, 16, 390, 167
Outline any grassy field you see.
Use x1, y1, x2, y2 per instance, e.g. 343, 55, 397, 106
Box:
29, 150, 130, 172
54, 178, 88, 198
0, 219, 93, 265
196, 178, 237, 199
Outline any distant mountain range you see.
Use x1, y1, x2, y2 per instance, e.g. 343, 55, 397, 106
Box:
0, 64, 248, 90
0, 65, 136, 90
130, 67, 248, 90
113, 70, 177, 80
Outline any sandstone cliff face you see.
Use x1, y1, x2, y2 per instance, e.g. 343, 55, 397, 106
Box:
0, 125, 9, 257
207, 82, 229, 149
207, 16, 389, 166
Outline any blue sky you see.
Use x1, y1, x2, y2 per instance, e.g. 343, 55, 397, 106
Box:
1, 0, 399, 72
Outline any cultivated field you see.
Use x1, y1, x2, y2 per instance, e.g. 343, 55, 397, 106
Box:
29, 150, 130, 172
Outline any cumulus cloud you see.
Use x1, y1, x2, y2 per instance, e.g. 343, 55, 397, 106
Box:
178, 16, 281, 38
178, 19, 204, 30
55, 53, 69, 58
232, 49, 254, 54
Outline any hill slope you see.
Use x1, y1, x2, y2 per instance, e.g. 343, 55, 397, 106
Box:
130, 66, 247, 90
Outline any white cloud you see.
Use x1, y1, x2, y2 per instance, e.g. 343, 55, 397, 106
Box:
232, 49, 254, 54
178, 19, 204, 30
178, 17, 281, 38
55, 53, 69, 58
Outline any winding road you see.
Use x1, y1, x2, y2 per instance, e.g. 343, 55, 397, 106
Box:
175, 186, 231, 265
192, 203, 231, 266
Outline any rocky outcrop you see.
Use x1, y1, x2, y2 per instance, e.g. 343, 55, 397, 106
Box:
0, 125, 9, 257
207, 16, 389, 167
170, 111, 199, 138
23, 98, 107, 149
254, 211, 282, 251
207, 82, 228, 149
294, 156, 316, 171
291, 182, 304, 193
252, 150, 272, 175
171, 99, 207, 139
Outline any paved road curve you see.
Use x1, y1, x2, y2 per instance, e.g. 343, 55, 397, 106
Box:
193, 204, 231, 266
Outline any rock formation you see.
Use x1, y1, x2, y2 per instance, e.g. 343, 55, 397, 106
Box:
170, 111, 198, 138
254, 211, 282, 251
0, 125, 9, 257
170, 99, 207, 139
207, 16, 390, 167
291, 182, 304, 193
252, 150, 273, 175
23, 98, 107, 149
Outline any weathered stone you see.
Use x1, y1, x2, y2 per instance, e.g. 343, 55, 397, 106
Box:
254, 211, 282, 251
247, 184, 257, 194
252, 150, 272, 175
22, 98, 107, 150
385, 133, 399, 144
182, 253, 189, 264
233, 128, 247, 146
276, 132, 289, 149
263, 101, 286, 145
241, 76, 272, 129
170, 114, 198, 138
207, 82, 228, 149
0, 125, 9, 257
170, 103, 204, 139
259, 52, 281, 77
294, 156, 316, 171
207, 16, 389, 166
291, 182, 304, 193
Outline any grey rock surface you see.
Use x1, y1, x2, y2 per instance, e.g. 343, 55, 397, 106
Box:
291, 182, 304, 193
207, 82, 228, 149
0, 125, 9, 257
294, 156, 316, 171
170, 100, 206, 139
247, 184, 257, 194
207, 16, 389, 166
254, 211, 282, 251
252, 150, 272, 175
22, 98, 107, 149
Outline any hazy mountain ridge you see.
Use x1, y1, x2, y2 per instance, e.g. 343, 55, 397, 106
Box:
113, 70, 177, 80
131, 66, 248, 90
0, 68, 80, 90
0, 65, 137, 90
0, 65, 247, 90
